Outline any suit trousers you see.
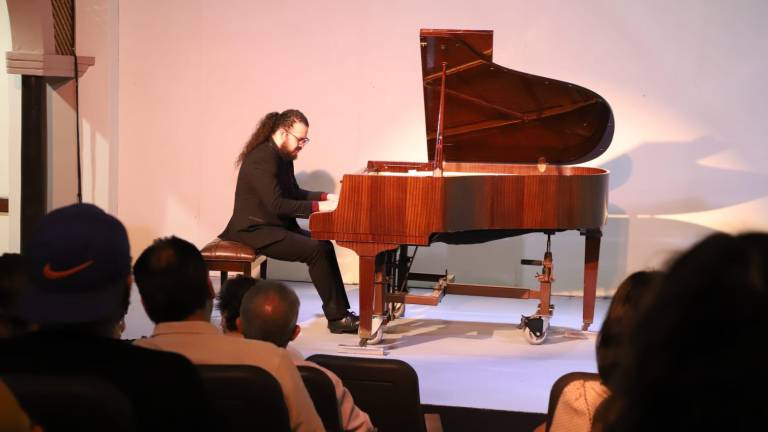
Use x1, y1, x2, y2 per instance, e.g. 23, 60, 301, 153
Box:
229, 228, 351, 321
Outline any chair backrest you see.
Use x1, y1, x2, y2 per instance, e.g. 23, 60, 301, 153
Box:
307, 354, 425, 432
298, 365, 343, 432
545, 371, 601, 432
197, 365, 291, 432
3, 375, 137, 432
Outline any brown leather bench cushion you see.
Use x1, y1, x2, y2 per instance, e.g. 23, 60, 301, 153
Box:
200, 239, 257, 262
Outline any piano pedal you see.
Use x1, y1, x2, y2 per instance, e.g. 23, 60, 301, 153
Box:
386, 302, 406, 321
338, 340, 387, 356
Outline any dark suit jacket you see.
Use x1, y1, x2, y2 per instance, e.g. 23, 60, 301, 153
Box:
219, 139, 322, 250
0, 331, 216, 432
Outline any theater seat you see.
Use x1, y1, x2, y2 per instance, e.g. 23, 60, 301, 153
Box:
307, 354, 442, 432
298, 365, 343, 432
3, 374, 137, 432
197, 364, 290, 432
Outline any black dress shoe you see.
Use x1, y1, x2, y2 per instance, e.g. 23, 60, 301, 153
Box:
328, 311, 360, 334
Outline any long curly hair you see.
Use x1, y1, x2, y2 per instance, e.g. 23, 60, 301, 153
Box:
236, 109, 308, 166
597, 232, 768, 432
596, 270, 662, 389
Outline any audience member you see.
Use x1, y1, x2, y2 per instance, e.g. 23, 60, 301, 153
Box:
0, 203, 215, 432
132, 236, 323, 432
217, 274, 256, 334
0, 253, 31, 337
237, 279, 374, 432
597, 233, 768, 431
542, 271, 661, 432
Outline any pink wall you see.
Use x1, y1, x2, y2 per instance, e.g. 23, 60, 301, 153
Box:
116, 0, 768, 290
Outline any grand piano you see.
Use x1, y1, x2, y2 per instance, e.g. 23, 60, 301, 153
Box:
309, 29, 613, 345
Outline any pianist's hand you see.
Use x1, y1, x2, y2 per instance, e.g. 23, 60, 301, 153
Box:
318, 200, 338, 212
327, 193, 339, 202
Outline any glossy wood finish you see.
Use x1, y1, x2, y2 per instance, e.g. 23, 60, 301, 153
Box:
582, 230, 601, 329
311, 167, 608, 244
420, 29, 614, 165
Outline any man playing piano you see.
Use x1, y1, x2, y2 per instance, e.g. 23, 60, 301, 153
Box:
219, 109, 359, 334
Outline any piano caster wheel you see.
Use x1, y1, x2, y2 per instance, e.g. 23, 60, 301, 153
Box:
360, 316, 386, 345
521, 315, 550, 345
369, 326, 384, 345
581, 322, 591, 332
360, 326, 384, 346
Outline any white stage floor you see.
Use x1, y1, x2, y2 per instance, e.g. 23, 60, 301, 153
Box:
123, 281, 610, 414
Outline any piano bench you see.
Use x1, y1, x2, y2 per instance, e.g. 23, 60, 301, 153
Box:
200, 238, 268, 287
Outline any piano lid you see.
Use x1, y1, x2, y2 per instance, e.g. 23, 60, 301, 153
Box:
421, 29, 614, 165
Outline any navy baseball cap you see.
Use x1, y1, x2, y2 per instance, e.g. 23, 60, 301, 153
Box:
19, 203, 132, 324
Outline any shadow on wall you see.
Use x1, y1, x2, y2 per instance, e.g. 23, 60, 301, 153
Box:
295, 169, 339, 195
602, 136, 768, 215
586, 135, 761, 294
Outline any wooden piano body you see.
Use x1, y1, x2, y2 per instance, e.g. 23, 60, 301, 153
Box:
309, 29, 613, 345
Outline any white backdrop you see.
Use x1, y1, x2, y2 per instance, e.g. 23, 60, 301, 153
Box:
112, 0, 768, 295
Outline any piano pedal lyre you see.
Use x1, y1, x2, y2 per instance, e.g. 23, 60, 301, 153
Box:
519, 234, 555, 344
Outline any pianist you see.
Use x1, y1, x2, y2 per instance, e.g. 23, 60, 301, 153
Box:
219, 109, 359, 334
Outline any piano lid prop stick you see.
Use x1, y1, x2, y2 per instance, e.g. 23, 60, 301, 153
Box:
433, 61, 448, 177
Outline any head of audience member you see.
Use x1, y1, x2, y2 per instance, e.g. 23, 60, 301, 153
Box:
598, 232, 768, 432
17, 203, 132, 337
217, 275, 256, 334
238, 280, 300, 348
596, 270, 662, 388
0, 253, 31, 338
134, 236, 214, 324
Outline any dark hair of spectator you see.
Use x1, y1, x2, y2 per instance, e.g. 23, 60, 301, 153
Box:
217, 275, 256, 332
598, 232, 768, 432
133, 236, 210, 323
596, 270, 662, 388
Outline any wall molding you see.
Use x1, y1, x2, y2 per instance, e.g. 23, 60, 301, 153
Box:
5, 52, 94, 77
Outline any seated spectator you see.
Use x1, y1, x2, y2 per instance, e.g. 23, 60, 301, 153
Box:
217, 275, 256, 335
0, 203, 215, 432
0, 253, 32, 338
235, 279, 374, 432
541, 270, 661, 432
132, 236, 323, 432
597, 233, 768, 431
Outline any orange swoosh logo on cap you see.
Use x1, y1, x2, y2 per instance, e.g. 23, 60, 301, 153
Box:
42, 260, 95, 280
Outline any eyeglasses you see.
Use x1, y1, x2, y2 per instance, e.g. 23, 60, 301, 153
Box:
285, 130, 310, 146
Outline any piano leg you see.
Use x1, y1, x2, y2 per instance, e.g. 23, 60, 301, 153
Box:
358, 255, 375, 340
582, 229, 602, 331
337, 242, 400, 345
